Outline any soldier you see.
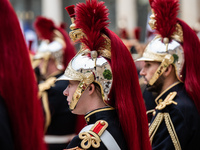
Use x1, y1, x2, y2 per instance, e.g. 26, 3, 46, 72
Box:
58, 0, 151, 149
137, 0, 200, 149
0, 0, 46, 150
33, 17, 81, 150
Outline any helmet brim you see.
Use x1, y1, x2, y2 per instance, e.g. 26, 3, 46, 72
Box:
135, 56, 155, 62
56, 74, 73, 81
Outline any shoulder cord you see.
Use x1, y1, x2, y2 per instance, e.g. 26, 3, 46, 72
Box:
41, 91, 51, 133
149, 112, 181, 150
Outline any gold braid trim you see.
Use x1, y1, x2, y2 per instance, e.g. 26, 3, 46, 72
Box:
146, 109, 155, 115
41, 91, 51, 133
156, 92, 177, 110
38, 77, 56, 133
149, 112, 164, 143
78, 120, 108, 149
79, 132, 100, 149
38, 77, 56, 97
149, 92, 181, 149
164, 113, 182, 150
149, 112, 181, 150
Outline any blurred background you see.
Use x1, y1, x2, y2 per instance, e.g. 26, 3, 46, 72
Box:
10, 0, 200, 53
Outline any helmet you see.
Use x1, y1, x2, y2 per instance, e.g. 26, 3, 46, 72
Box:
59, 4, 112, 110
137, 36, 184, 85
59, 50, 112, 110
137, 0, 184, 86
33, 16, 76, 76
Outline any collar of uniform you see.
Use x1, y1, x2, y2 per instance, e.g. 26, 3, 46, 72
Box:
155, 81, 182, 105
85, 106, 115, 124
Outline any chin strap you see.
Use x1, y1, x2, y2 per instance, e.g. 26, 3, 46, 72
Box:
149, 54, 174, 86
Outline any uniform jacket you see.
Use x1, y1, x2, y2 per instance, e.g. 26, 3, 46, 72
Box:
150, 82, 200, 150
66, 107, 128, 150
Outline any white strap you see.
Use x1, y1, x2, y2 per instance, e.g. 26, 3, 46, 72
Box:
44, 134, 76, 144
80, 125, 121, 150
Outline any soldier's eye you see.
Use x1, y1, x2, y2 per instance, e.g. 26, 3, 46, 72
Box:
145, 63, 151, 68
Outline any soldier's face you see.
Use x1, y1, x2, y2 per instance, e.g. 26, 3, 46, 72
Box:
63, 80, 89, 115
140, 61, 160, 85
63, 80, 79, 108
140, 61, 165, 93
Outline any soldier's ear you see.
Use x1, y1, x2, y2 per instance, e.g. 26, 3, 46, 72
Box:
163, 64, 173, 77
88, 83, 95, 95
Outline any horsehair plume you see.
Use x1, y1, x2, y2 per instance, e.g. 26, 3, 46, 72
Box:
34, 16, 55, 31
151, 0, 179, 40
75, 0, 109, 51
149, 0, 154, 6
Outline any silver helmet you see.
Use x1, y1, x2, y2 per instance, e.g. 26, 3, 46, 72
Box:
58, 49, 112, 110
137, 36, 184, 85
33, 30, 66, 75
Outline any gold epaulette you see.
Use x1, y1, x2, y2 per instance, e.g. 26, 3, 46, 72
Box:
149, 92, 182, 150
38, 77, 56, 97
79, 120, 108, 149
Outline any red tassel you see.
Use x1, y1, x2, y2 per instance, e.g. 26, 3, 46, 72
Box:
65, 5, 75, 18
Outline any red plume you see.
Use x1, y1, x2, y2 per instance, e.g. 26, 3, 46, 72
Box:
104, 29, 151, 150
0, 0, 46, 150
149, 0, 154, 7
178, 19, 200, 114
65, 5, 75, 18
151, 0, 179, 41
75, 0, 109, 51
33, 16, 55, 40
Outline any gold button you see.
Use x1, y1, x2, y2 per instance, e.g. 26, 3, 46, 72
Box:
86, 117, 90, 122
100, 121, 105, 125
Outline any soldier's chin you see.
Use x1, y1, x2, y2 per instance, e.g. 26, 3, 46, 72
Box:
146, 84, 159, 92
146, 76, 165, 94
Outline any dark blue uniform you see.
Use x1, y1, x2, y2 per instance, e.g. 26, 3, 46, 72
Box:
41, 73, 77, 150
67, 107, 128, 150
0, 95, 14, 150
150, 82, 200, 150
